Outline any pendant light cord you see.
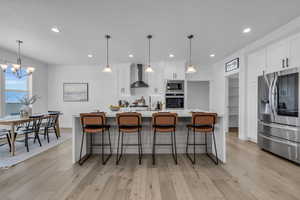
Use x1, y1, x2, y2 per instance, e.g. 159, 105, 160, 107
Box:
148, 37, 150, 66
106, 36, 109, 66
187, 35, 194, 66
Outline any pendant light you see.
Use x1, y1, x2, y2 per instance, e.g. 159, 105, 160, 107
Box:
145, 35, 154, 73
103, 34, 112, 72
186, 35, 196, 73
0, 40, 35, 78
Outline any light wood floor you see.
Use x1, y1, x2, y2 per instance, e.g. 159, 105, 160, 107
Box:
1, 131, 300, 200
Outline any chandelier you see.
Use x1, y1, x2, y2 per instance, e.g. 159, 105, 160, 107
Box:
0, 40, 35, 78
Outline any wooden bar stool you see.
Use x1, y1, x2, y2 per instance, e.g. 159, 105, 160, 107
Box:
79, 112, 112, 165
186, 112, 218, 165
152, 112, 178, 165
116, 112, 143, 165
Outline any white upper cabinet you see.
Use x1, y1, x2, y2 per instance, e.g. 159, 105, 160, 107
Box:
266, 33, 300, 73
288, 33, 300, 69
117, 63, 131, 97
163, 61, 185, 80
266, 39, 289, 73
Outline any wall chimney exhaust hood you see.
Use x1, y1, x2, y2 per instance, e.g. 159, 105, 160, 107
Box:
130, 64, 149, 88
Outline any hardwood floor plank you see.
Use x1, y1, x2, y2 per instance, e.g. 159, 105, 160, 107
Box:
1, 131, 300, 200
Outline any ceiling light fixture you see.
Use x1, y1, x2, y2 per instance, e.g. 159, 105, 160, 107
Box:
0, 40, 35, 78
103, 34, 112, 73
145, 35, 154, 73
243, 27, 251, 34
210, 54, 215, 58
128, 54, 134, 58
169, 54, 175, 58
51, 26, 60, 33
88, 54, 93, 58
186, 35, 196, 73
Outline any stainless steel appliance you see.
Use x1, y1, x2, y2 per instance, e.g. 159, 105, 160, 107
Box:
258, 67, 300, 164
165, 93, 184, 109
166, 80, 184, 94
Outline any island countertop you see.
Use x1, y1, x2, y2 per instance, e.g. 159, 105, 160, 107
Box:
72, 109, 223, 118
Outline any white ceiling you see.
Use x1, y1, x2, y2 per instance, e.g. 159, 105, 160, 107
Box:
1, 0, 300, 66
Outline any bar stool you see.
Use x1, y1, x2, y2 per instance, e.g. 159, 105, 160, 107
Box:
152, 112, 178, 165
116, 112, 143, 165
186, 112, 218, 165
79, 112, 112, 165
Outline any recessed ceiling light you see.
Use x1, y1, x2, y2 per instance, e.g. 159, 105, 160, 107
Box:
51, 26, 60, 33
210, 54, 215, 58
243, 27, 251, 34
128, 54, 134, 58
169, 54, 175, 58
88, 54, 93, 58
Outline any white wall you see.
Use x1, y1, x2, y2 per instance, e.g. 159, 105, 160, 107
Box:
47, 64, 123, 128
186, 81, 209, 110
0, 47, 48, 116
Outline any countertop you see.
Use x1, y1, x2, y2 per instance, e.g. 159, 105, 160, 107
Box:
73, 109, 223, 118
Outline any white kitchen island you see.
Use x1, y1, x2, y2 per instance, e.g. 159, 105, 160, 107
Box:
72, 110, 226, 163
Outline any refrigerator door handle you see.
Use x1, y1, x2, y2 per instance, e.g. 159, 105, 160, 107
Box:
271, 73, 278, 116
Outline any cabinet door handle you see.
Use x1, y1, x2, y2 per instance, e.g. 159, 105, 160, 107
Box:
286, 58, 289, 67
282, 59, 285, 68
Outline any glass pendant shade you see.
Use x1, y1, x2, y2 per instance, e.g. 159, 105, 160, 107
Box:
145, 65, 154, 73
102, 64, 112, 73
186, 64, 196, 73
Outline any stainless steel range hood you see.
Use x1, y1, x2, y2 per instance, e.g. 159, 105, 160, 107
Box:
131, 64, 149, 88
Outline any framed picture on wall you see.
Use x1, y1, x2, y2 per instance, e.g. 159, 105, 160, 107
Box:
225, 58, 239, 72
63, 83, 88, 102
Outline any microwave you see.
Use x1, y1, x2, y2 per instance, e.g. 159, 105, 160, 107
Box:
166, 80, 184, 94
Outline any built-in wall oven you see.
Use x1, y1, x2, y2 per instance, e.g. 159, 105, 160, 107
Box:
258, 67, 300, 164
165, 93, 184, 109
165, 80, 185, 109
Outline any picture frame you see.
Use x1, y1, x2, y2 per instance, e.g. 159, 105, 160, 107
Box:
63, 83, 88, 102
225, 58, 239, 72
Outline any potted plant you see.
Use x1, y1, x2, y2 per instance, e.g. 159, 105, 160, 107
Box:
19, 95, 40, 118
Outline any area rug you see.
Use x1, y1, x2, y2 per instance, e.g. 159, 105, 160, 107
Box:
0, 132, 72, 168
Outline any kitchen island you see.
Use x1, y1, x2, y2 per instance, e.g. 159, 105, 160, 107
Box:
72, 110, 226, 163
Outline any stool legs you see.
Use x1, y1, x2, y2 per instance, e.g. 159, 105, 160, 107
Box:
152, 130, 178, 165
186, 128, 196, 164
206, 131, 219, 165
79, 128, 112, 166
116, 130, 143, 165
152, 130, 157, 165
101, 129, 112, 165
186, 128, 219, 165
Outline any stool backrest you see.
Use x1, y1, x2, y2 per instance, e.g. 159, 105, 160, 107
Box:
80, 112, 106, 127
152, 112, 178, 126
116, 112, 142, 126
192, 112, 217, 126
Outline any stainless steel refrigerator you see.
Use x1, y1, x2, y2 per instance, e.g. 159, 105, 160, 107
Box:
258, 67, 300, 164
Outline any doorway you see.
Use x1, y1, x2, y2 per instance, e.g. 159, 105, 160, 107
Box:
227, 74, 239, 138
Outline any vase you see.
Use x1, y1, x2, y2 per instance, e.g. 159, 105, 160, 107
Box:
20, 105, 32, 118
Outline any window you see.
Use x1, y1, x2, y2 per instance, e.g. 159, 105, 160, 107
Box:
4, 69, 29, 115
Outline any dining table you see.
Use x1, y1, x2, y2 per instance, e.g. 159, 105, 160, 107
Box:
0, 114, 61, 156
